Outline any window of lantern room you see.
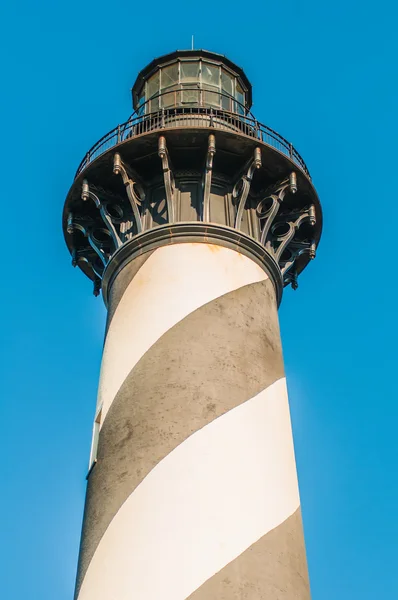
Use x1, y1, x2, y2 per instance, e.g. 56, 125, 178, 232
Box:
180, 61, 200, 82
137, 90, 145, 116
180, 61, 200, 104
139, 59, 247, 113
236, 82, 245, 114
221, 69, 234, 111
147, 71, 160, 112
202, 63, 220, 108
161, 63, 179, 108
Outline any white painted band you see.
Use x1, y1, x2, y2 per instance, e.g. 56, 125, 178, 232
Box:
97, 243, 268, 423
78, 378, 300, 600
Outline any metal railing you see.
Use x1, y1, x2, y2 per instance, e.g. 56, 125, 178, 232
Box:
75, 91, 310, 178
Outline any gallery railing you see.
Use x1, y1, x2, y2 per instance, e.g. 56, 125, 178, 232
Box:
75, 90, 310, 178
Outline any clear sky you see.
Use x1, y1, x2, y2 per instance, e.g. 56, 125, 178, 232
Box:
0, 0, 397, 598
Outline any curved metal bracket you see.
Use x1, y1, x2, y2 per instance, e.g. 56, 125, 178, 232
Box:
258, 172, 297, 245
87, 233, 108, 267
234, 147, 262, 230
67, 212, 74, 234
69, 218, 109, 275
285, 269, 299, 290
281, 240, 316, 273
158, 136, 175, 223
281, 238, 316, 290
113, 153, 143, 236
81, 180, 122, 249
274, 204, 316, 263
203, 134, 216, 222
93, 276, 101, 297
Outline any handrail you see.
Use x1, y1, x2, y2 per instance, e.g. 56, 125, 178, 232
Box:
74, 94, 310, 179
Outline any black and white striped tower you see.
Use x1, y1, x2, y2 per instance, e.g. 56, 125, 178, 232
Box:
63, 50, 322, 600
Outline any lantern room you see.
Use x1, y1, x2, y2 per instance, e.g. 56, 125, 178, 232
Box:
131, 49, 252, 116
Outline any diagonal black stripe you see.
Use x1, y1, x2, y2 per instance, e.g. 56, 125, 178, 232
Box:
75, 276, 284, 598
186, 508, 310, 600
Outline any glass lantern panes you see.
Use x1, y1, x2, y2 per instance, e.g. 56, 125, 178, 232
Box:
221, 70, 233, 96
162, 63, 179, 88
202, 63, 219, 87
147, 72, 160, 98
181, 61, 200, 82
182, 89, 199, 104
235, 83, 245, 114
221, 94, 233, 111
135, 59, 247, 114
162, 91, 176, 108
204, 90, 220, 107
150, 95, 159, 112
137, 90, 145, 116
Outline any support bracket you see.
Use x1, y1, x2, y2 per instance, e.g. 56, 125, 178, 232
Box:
113, 153, 143, 236
234, 147, 262, 230
257, 172, 297, 246
81, 180, 122, 250
158, 136, 175, 223
203, 134, 216, 222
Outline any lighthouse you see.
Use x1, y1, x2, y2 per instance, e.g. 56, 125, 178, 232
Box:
63, 49, 322, 600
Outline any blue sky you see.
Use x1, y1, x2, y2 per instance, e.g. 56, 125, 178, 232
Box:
1, 0, 397, 598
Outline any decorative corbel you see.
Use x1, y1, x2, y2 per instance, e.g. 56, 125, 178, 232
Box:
284, 269, 299, 290
113, 153, 143, 236
70, 213, 113, 277
67, 212, 74, 234
158, 136, 175, 223
93, 276, 101, 297
234, 147, 262, 229
281, 239, 316, 285
257, 172, 297, 245
81, 180, 122, 249
73, 247, 104, 280
71, 248, 77, 267
273, 204, 316, 263
203, 134, 216, 222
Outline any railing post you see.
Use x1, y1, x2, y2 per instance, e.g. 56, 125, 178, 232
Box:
255, 120, 260, 140
117, 125, 121, 143
86, 152, 90, 166
289, 143, 293, 158
161, 108, 165, 129
209, 108, 214, 128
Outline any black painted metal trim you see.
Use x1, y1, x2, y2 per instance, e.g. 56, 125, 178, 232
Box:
102, 222, 283, 308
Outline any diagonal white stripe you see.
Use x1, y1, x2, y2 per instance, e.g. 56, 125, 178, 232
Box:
78, 378, 300, 600
97, 243, 267, 424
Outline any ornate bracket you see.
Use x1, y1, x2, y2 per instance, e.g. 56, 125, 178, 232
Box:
158, 136, 175, 223
257, 172, 297, 246
113, 153, 143, 236
93, 276, 101, 297
71, 216, 107, 269
203, 134, 216, 222
271, 204, 316, 264
81, 180, 122, 250
281, 239, 316, 289
67, 211, 74, 234
67, 212, 110, 284
284, 268, 298, 290
234, 147, 262, 230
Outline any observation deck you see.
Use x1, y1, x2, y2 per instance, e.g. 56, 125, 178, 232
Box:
75, 96, 310, 180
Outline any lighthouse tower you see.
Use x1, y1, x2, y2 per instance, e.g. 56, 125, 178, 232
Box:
63, 49, 322, 600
